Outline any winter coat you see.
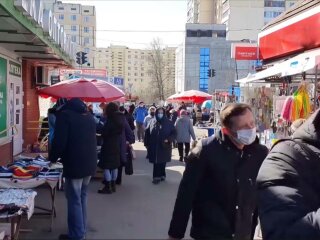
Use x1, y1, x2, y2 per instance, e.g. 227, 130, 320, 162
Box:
169, 131, 268, 240
126, 113, 135, 131
257, 109, 320, 240
175, 116, 196, 143
134, 106, 148, 124
119, 113, 135, 163
144, 108, 176, 164
98, 113, 124, 170
49, 98, 97, 179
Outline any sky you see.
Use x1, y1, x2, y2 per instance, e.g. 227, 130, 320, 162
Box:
62, 0, 188, 49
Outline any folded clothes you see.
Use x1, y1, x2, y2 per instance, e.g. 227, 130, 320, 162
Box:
12, 167, 39, 179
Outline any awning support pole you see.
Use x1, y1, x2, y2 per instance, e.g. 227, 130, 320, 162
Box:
314, 65, 319, 112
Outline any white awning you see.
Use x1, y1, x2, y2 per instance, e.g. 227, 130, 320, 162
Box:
236, 48, 320, 84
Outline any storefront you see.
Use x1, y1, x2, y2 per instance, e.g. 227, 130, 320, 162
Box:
236, 0, 320, 148
0, 0, 74, 163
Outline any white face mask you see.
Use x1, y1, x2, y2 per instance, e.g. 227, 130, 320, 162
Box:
236, 127, 256, 145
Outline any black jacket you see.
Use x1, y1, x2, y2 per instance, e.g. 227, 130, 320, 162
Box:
144, 108, 176, 164
169, 131, 268, 240
50, 98, 97, 179
257, 109, 320, 240
98, 113, 124, 170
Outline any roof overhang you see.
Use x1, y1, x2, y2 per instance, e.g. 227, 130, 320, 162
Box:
0, 0, 74, 67
236, 48, 320, 84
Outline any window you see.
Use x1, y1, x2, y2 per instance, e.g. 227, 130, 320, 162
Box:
71, 25, 77, 31
83, 37, 90, 45
71, 15, 77, 21
58, 7, 64, 10
134, 73, 138, 76
71, 35, 77, 42
128, 73, 131, 76
84, 48, 90, 53
128, 67, 131, 70
71, 7, 77, 11
199, 48, 210, 92
84, 27, 89, 33
264, 1, 285, 7
84, 16, 90, 22
141, 73, 144, 77
58, 14, 64, 20
84, 10, 89, 13
128, 55, 131, 59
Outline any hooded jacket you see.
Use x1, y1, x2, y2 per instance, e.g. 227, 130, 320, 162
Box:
134, 106, 148, 124
144, 108, 176, 164
257, 109, 320, 240
169, 131, 268, 240
175, 115, 196, 143
49, 98, 97, 179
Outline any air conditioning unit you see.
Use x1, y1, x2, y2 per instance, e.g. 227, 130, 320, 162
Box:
35, 67, 49, 86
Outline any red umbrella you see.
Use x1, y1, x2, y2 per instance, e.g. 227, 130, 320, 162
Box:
167, 90, 212, 103
38, 79, 124, 102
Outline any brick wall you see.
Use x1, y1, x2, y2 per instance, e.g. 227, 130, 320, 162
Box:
0, 142, 13, 164
22, 60, 40, 148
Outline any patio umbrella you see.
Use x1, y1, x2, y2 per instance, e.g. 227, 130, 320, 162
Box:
168, 90, 212, 103
201, 100, 212, 109
38, 79, 124, 102
167, 93, 182, 102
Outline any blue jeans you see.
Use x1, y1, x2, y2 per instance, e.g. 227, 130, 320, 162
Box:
65, 176, 91, 240
104, 169, 118, 181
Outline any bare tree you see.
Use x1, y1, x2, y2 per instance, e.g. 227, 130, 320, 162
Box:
148, 38, 174, 101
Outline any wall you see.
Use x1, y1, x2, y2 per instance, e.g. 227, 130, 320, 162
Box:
0, 142, 12, 165
22, 60, 40, 148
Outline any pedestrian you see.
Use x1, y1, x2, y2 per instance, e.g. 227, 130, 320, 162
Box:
175, 110, 196, 162
143, 106, 156, 159
133, 101, 148, 142
98, 102, 124, 194
49, 98, 97, 240
119, 106, 135, 131
144, 107, 176, 184
168, 103, 268, 240
170, 109, 178, 124
116, 107, 135, 185
256, 110, 320, 240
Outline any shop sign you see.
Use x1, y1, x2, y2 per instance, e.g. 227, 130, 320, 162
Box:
14, 0, 76, 59
234, 47, 258, 60
59, 68, 107, 81
9, 61, 21, 77
50, 75, 60, 85
0, 57, 7, 138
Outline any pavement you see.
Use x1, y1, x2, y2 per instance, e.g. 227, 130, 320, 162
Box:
19, 141, 192, 240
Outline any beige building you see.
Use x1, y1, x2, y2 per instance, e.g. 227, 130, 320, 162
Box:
53, 1, 96, 68
188, 0, 298, 41
95, 46, 176, 102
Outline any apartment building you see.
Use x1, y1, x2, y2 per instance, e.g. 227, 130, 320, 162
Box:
53, 1, 96, 68
95, 46, 176, 102
189, 0, 298, 41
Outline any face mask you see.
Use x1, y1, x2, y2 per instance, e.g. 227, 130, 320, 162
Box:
150, 112, 155, 117
235, 128, 256, 145
157, 113, 164, 119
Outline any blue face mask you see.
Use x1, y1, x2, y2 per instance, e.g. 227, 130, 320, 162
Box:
157, 113, 164, 119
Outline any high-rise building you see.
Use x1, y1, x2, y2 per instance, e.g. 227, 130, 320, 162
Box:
95, 46, 176, 102
187, 0, 217, 24
53, 1, 96, 68
190, 0, 298, 41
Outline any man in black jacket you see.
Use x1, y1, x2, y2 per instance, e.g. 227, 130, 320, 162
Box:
257, 109, 320, 240
168, 103, 268, 240
50, 98, 97, 240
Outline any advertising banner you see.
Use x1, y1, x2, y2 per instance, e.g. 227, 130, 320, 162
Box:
59, 68, 107, 81
231, 43, 259, 60
0, 57, 7, 138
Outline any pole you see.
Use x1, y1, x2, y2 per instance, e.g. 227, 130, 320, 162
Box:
314, 65, 318, 112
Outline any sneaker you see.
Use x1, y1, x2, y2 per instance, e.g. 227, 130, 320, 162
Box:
179, 157, 183, 162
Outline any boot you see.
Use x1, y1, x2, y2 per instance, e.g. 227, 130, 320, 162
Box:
98, 182, 112, 194
111, 181, 116, 192
179, 156, 183, 162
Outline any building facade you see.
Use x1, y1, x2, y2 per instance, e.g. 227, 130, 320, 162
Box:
176, 24, 238, 94
190, 0, 298, 41
95, 46, 176, 102
53, 1, 96, 68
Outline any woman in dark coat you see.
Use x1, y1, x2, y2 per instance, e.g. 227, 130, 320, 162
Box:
116, 109, 135, 185
145, 107, 176, 184
98, 102, 124, 194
